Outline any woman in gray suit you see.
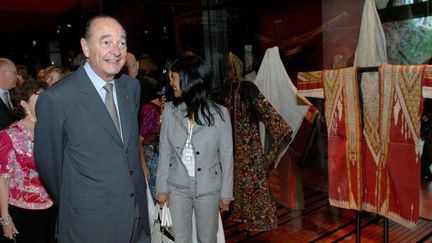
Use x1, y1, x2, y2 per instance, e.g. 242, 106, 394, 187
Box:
156, 54, 233, 243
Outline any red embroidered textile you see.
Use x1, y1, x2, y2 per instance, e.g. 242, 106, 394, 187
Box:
297, 65, 432, 228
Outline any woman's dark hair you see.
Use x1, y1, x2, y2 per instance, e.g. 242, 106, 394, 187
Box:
166, 54, 224, 126
10, 79, 48, 119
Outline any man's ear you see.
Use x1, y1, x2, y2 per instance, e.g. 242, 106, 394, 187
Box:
80, 38, 90, 58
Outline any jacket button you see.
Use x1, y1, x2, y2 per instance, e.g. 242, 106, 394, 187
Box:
195, 151, 200, 155
197, 168, 201, 172
130, 193, 135, 198
169, 163, 172, 167
130, 171, 134, 175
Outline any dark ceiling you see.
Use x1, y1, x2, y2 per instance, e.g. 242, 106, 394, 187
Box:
0, 0, 318, 73
0, 0, 99, 33
0, 0, 204, 66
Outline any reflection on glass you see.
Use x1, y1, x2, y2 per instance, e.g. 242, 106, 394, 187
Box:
383, 16, 432, 64
392, 0, 427, 7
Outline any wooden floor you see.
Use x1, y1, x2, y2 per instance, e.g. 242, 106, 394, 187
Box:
223, 162, 432, 242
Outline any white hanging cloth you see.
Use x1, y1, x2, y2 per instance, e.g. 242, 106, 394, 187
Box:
254, 46, 312, 167
354, 0, 388, 67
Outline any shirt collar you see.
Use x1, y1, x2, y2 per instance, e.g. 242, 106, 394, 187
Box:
0, 88, 8, 101
84, 62, 115, 91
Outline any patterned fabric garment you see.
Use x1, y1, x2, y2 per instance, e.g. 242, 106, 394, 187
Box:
0, 121, 53, 209
297, 64, 432, 229
323, 67, 363, 211
254, 46, 319, 211
361, 64, 424, 228
139, 101, 162, 202
268, 110, 317, 210
226, 81, 292, 231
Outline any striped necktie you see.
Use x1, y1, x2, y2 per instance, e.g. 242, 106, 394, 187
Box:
3, 91, 12, 111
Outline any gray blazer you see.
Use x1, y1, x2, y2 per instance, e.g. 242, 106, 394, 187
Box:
156, 101, 234, 200
34, 65, 150, 243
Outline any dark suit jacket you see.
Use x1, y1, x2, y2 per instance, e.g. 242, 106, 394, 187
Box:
0, 99, 16, 130
34, 65, 150, 243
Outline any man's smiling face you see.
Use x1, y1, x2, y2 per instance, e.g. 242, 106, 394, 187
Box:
81, 17, 127, 81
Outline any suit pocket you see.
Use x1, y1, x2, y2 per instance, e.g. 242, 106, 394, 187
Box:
69, 193, 111, 212
65, 194, 119, 242
167, 158, 179, 185
208, 163, 222, 178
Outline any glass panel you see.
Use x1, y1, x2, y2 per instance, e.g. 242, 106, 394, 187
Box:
383, 16, 432, 64
392, 0, 428, 7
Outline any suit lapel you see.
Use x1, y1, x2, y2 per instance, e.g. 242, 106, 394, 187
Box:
172, 102, 206, 134
173, 103, 188, 133
115, 78, 130, 148
0, 99, 12, 113
75, 67, 123, 146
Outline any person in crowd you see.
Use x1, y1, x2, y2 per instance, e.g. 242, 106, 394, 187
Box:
0, 58, 19, 130
138, 56, 158, 79
71, 53, 87, 70
34, 15, 150, 243
36, 69, 45, 82
15, 65, 27, 85
125, 52, 139, 78
0, 79, 56, 243
137, 57, 159, 107
156, 54, 233, 243
44, 65, 69, 86
139, 80, 166, 202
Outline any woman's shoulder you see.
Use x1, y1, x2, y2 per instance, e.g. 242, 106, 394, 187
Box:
0, 121, 30, 147
0, 124, 14, 149
210, 101, 228, 112
0, 121, 21, 136
141, 102, 160, 113
164, 101, 175, 112
208, 103, 229, 124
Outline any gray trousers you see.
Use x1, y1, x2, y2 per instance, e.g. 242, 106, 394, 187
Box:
169, 177, 220, 243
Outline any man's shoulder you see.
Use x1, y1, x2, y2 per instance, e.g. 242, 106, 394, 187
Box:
55, 66, 88, 88
41, 69, 82, 100
117, 74, 140, 88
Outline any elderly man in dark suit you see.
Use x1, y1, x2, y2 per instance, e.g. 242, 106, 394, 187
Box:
0, 58, 18, 130
34, 16, 150, 243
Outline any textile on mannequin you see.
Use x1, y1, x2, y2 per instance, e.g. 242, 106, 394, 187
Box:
297, 64, 432, 229
354, 0, 387, 67
253, 46, 318, 209
254, 46, 315, 164
225, 80, 292, 231
224, 52, 244, 83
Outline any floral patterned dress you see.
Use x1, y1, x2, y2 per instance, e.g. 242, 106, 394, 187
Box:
139, 101, 162, 202
226, 81, 292, 231
0, 120, 53, 209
